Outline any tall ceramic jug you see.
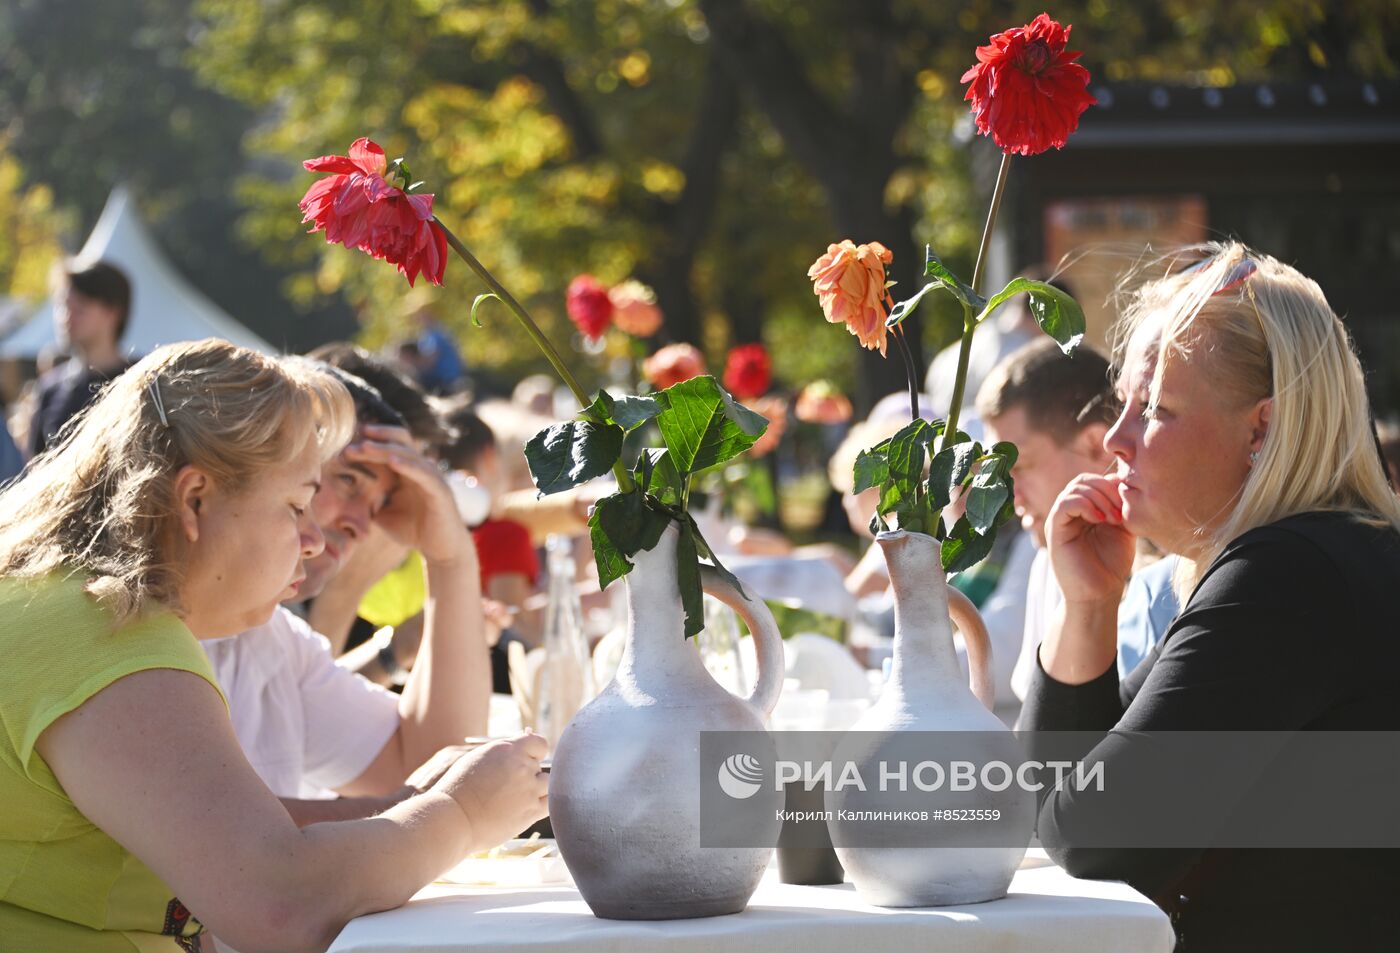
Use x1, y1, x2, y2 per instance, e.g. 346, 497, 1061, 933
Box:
829, 530, 1035, 906
549, 523, 786, 920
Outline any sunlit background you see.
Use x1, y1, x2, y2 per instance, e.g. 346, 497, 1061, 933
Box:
1, 0, 1397, 436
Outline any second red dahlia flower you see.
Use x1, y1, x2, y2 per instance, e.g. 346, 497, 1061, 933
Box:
960, 13, 1096, 157
299, 137, 447, 286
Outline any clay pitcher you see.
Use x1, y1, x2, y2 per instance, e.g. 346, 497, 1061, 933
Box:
829, 529, 1035, 906
549, 523, 785, 919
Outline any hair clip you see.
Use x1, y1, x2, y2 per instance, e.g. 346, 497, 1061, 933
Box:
148, 378, 169, 427
1179, 256, 1259, 297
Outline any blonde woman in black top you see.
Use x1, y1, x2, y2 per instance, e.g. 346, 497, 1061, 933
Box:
1021, 243, 1400, 951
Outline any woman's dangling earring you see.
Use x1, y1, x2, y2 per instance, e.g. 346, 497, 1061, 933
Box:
1249, 449, 1260, 466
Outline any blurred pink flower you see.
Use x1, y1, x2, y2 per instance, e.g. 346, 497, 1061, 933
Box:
609, 280, 664, 338
795, 380, 853, 424
643, 343, 707, 390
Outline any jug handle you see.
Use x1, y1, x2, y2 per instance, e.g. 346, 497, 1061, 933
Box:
946, 584, 996, 712
700, 566, 785, 718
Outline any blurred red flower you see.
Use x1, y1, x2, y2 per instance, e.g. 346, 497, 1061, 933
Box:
723, 343, 772, 400
299, 137, 447, 286
566, 275, 614, 341
960, 13, 1095, 156
643, 343, 707, 391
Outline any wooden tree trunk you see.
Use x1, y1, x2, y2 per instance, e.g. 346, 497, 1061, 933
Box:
700, 0, 922, 415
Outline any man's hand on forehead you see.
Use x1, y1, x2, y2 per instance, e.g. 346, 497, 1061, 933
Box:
342, 423, 473, 563
355, 422, 415, 449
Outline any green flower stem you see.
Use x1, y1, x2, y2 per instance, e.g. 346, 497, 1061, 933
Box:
941, 303, 977, 450
942, 152, 1012, 450
970, 152, 1012, 296
892, 325, 924, 517
437, 219, 634, 493
893, 325, 921, 423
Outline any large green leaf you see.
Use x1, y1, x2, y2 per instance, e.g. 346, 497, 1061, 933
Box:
947, 439, 982, 486
596, 490, 671, 556
525, 420, 624, 494
989, 440, 1019, 470
923, 245, 986, 313
720, 387, 768, 436
686, 513, 749, 601
886, 279, 946, 330
852, 449, 890, 494
655, 375, 765, 474
676, 518, 705, 638
978, 278, 1085, 354
613, 395, 663, 431
940, 516, 1001, 574
637, 447, 684, 505
928, 443, 961, 511
588, 490, 676, 589
877, 480, 906, 518
928, 437, 982, 511
886, 418, 938, 493
588, 497, 633, 590
584, 389, 616, 424
1026, 283, 1086, 352
965, 458, 1010, 534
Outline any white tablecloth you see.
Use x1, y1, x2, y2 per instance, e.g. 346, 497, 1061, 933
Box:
328, 855, 1174, 953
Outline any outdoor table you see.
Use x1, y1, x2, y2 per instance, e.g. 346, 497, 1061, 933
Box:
327, 852, 1175, 953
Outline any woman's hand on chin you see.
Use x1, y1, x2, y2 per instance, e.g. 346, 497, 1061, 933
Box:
1047, 473, 1137, 606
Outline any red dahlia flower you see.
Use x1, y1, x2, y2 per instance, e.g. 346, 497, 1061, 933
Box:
299, 137, 448, 286
723, 343, 772, 400
565, 275, 614, 340
960, 13, 1096, 156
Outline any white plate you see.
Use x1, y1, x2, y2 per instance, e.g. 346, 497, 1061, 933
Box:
436, 839, 571, 887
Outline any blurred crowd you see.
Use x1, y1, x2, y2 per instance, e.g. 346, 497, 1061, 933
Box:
5, 244, 1400, 951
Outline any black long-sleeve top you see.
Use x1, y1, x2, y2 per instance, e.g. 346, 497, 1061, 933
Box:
1020, 511, 1400, 952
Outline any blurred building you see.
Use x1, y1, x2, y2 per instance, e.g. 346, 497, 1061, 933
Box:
988, 79, 1400, 413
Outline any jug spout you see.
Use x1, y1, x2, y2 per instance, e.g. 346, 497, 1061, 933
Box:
615, 524, 708, 696
875, 530, 964, 689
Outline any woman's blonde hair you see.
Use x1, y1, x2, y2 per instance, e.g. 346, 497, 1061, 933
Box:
0, 339, 355, 623
1112, 241, 1400, 594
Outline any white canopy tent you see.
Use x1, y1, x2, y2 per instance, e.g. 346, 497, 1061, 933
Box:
0, 186, 275, 358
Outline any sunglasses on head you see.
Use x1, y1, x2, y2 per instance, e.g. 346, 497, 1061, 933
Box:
1178, 255, 1259, 296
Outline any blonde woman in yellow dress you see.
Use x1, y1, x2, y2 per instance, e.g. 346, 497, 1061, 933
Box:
0, 339, 548, 952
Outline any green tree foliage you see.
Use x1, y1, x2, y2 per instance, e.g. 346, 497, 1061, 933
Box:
194, 0, 1396, 402
0, 150, 72, 301
193, 0, 825, 393
7, 0, 1392, 400
0, 0, 353, 349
